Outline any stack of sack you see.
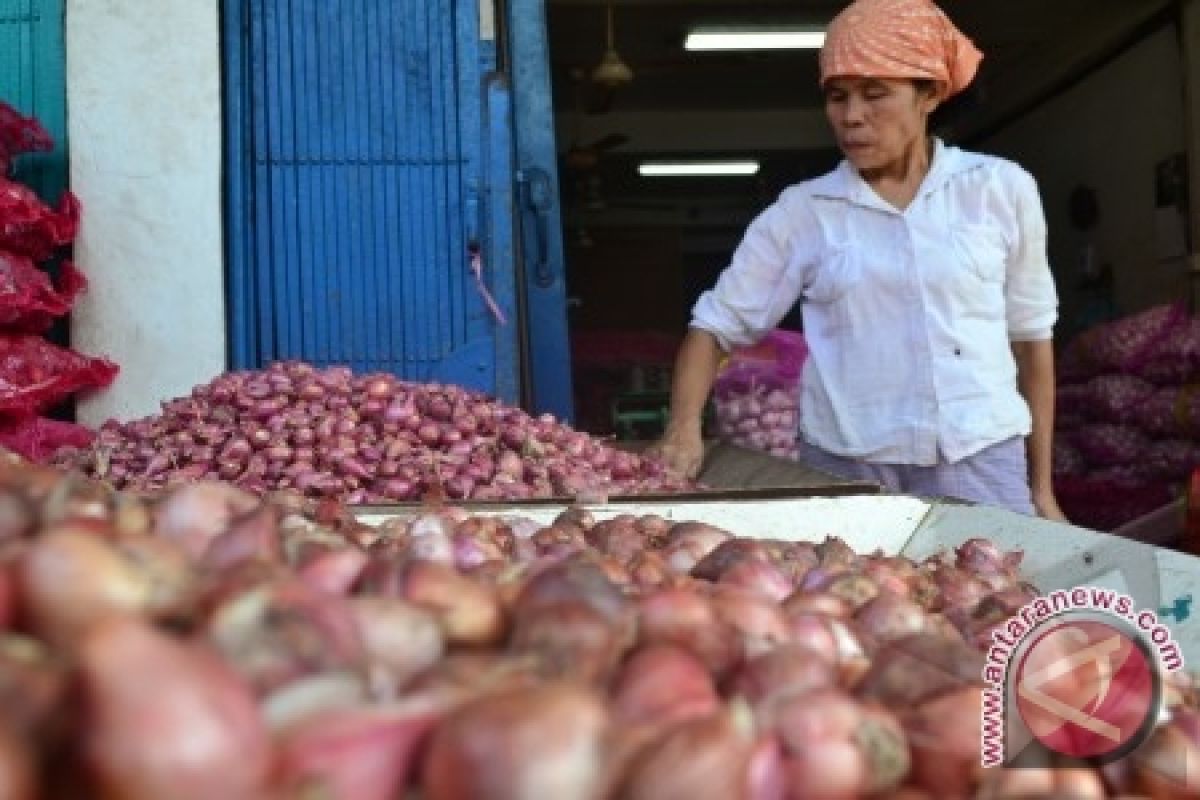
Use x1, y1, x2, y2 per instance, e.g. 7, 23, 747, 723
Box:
1054, 302, 1199, 530
0, 100, 118, 462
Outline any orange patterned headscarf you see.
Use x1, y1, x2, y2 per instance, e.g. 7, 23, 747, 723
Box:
819, 0, 983, 99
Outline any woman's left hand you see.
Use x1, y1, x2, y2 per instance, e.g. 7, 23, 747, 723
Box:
1032, 488, 1067, 522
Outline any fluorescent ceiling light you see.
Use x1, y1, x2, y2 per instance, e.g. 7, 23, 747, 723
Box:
639, 161, 761, 177
684, 30, 826, 51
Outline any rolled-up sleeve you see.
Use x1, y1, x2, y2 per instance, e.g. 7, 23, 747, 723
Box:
690, 199, 805, 351
1005, 169, 1058, 341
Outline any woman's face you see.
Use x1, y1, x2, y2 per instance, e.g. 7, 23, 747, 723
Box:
823, 77, 939, 172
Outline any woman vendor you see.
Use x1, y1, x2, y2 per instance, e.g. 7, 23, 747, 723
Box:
651, 0, 1065, 520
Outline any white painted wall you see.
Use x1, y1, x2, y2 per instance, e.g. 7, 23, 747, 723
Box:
979, 26, 1188, 342
67, 0, 226, 426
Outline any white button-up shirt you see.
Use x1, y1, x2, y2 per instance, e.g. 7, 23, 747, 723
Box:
691, 140, 1058, 466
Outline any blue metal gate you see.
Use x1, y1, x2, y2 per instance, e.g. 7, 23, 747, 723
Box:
223, 0, 520, 402
0, 0, 67, 201
507, 0, 573, 420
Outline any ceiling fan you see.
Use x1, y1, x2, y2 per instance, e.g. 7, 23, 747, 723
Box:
590, 3, 634, 90
560, 2, 634, 117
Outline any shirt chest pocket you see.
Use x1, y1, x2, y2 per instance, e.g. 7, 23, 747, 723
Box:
801, 245, 864, 335
951, 223, 1009, 284
803, 245, 863, 304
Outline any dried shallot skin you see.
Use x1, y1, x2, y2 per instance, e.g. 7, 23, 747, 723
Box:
0, 456, 1140, 799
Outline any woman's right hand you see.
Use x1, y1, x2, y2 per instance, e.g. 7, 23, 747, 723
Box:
651, 328, 725, 480
648, 424, 705, 480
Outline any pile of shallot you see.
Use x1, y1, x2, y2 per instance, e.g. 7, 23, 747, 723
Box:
54, 361, 695, 503
0, 458, 1195, 799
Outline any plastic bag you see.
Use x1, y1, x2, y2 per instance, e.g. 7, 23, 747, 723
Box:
0, 253, 87, 333
0, 415, 94, 463
0, 334, 118, 416
713, 330, 808, 460
0, 101, 54, 175
0, 179, 80, 261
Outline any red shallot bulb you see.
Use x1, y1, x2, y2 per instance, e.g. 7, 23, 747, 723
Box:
79, 616, 272, 800
422, 685, 610, 800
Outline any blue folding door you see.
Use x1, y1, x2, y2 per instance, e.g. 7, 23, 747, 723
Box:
224, 0, 520, 401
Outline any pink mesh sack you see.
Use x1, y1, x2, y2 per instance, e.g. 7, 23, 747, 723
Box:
1085, 374, 1155, 425
713, 330, 808, 459
1072, 423, 1150, 467
1145, 438, 1200, 481
1137, 317, 1200, 385
1134, 385, 1200, 438
1087, 462, 1157, 488
1052, 437, 1087, 478
1055, 474, 1172, 532
1055, 383, 1092, 429
1059, 302, 1187, 380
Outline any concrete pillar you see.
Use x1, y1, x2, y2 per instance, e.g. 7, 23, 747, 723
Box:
66, 0, 227, 425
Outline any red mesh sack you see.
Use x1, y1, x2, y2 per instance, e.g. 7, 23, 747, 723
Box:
1057, 343, 1097, 385
0, 415, 94, 464
0, 252, 87, 333
0, 101, 53, 174
1145, 438, 1200, 482
1135, 385, 1200, 438
713, 330, 808, 459
1055, 474, 1173, 532
1055, 383, 1091, 429
0, 179, 80, 261
0, 334, 118, 416
1052, 436, 1087, 478
1072, 423, 1150, 467
1137, 317, 1200, 385
1087, 463, 1157, 487
1059, 303, 1187, 379
1085, 374, 1156, 424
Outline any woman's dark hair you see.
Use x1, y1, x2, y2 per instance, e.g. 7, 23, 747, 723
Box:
912, 78, 938, 97
930, 81, 984, 136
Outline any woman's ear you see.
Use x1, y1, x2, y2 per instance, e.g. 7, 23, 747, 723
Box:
920, 84, 942, 115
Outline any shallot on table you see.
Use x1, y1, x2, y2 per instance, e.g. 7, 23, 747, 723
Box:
56, 361, 696, 504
